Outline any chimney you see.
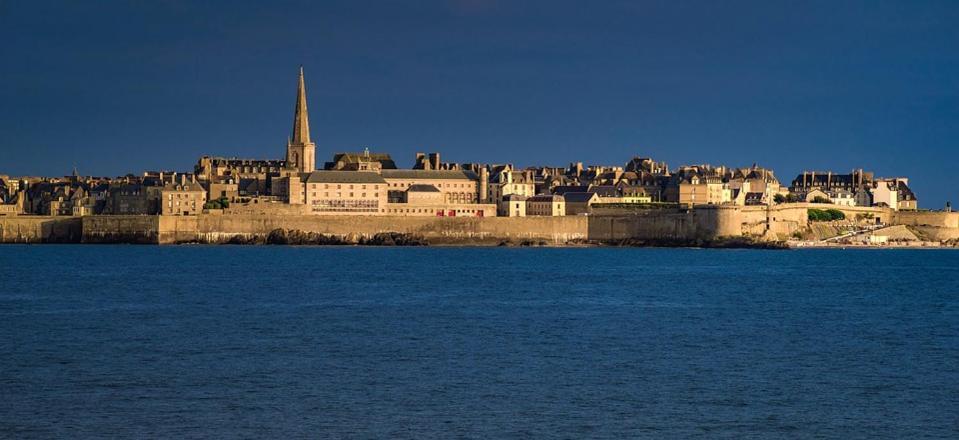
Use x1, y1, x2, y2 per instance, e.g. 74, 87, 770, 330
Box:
479, 167, 489, 203
429, 152, 440, 170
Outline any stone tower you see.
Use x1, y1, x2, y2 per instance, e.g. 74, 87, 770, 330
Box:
286, 66, 316, 173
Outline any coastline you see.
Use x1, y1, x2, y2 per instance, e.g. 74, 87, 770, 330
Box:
2, 207, 958, 248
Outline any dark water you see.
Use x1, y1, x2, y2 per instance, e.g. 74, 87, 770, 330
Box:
0, 246, 957, 438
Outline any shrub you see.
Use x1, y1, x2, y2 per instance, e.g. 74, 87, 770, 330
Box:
811, 196, 832, 204
774, 193, 802, 204
203, 197, 230, 210
808, 208, 846, 222
825, 209, 845, 221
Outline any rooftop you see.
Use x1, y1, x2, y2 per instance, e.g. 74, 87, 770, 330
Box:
407, 184, 441, 193
303, 171, 388, 184
381, 170, 478, 180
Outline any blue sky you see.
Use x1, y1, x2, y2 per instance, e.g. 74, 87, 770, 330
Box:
1, 0, 957, 206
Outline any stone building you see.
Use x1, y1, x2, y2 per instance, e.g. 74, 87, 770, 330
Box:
404, 184, 444, 204
194, 157, 286, 182
105, 183, 152, 214
488, 165, 536, 207
527, 194, 566, 216
159, 177, 207, 216
498, 194, 527, 217
324, 150, 397, 171
563, 192, 599, 215
791, 170, 918, 210
299, 171, 387, 215
382, 170, 481, 204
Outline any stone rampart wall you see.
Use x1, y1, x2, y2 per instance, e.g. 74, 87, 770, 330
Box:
0, 216, 81, 243
892, 211, 959, 228
586, 206, 737, 241
81, 216, 159, 244
194, 215, 589, 245
8, 205, 958, 245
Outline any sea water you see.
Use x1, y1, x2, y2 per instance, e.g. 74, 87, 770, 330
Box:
1, 246, 957, 438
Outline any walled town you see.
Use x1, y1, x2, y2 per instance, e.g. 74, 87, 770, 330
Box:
1, 68, 957, 246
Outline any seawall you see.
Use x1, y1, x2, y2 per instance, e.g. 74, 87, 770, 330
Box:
73, 210, 739, 245
5, 205, 957, 245
195, 215, 590, 245
76, 206, 757, 245
0, 216, 82, 243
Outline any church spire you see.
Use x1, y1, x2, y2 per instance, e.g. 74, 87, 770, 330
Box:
286, 66, 316, 173
291, 65, 311, 145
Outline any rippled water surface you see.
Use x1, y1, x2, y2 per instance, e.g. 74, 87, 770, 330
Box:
1, 246, 957, 438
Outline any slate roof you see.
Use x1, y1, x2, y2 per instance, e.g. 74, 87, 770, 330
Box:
407, 184, 440, 193
897, 181, 916, 201
528, 194, 564, 202
326, 152, 397, 169
303, 171, 387, 184
502, 194, 528, 202
161, 182, 205, 192
381, 170, 478, 180
551, 185, 589, 195
563, 192, 598, 203
744, 192, 765, 205
588, 185, 620, 197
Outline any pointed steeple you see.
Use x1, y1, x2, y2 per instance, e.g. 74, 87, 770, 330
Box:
291, 65, 311, 145
285, 66, 316, 173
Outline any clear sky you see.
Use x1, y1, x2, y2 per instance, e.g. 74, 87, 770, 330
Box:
1, 0, 957, 206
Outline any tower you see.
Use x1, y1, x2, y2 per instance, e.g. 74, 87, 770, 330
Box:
286, 66, 316, 173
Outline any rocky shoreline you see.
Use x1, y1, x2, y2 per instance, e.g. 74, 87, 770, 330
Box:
193, 228, 791, 249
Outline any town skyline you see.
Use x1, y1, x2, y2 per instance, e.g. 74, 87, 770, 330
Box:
2, 1, 957, 206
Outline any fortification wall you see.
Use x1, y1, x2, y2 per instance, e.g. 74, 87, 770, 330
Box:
586, 206, 737, 241
193, 215, 589, 245
84, 210, 738, 245
82, 216, 159, 244
159, 215, 199, 244
892, 211, 959, 228
22, 204, 956, 245
0, 216, 82, 243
